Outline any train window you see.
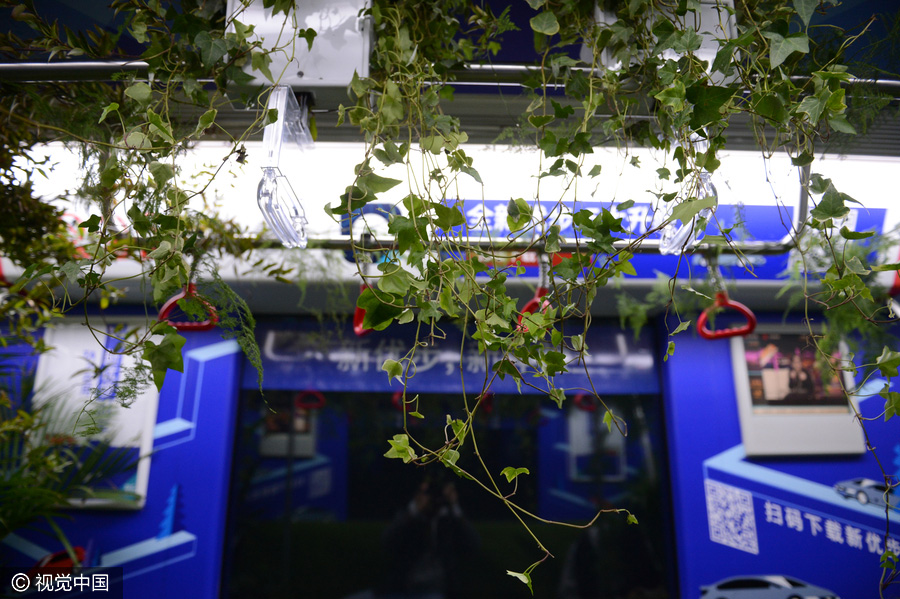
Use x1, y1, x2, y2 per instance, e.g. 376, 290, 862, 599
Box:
226, 391, 673, 598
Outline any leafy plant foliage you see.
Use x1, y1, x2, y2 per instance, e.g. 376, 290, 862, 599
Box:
1, 0, 899, 592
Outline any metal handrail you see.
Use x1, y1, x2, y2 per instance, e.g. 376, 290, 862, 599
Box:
3, 60, 900, 93
302, 164, 811, 257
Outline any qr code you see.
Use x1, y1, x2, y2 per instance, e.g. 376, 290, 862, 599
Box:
705, 479, 759, 554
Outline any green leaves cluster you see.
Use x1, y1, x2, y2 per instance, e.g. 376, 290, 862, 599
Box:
3, 0, 897, 589
0, 0, 297, 395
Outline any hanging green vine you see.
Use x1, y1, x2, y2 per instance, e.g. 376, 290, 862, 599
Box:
2, 0, 900, 593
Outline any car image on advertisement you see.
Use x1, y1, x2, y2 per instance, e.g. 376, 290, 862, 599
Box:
834, 477, 898, 510
699, 575, 840, 599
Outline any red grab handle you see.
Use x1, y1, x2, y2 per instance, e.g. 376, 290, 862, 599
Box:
574, 393, 597, 413
391, 390, 414, 412
354, 283, 373, 337
478, 392, 494, 415
517, 287, 550, 330
697, 291, 756, 340
294, 390, 326, 410
158, 284, 218, 331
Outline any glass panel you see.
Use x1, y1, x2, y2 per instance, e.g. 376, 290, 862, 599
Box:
226, 391, 673, 599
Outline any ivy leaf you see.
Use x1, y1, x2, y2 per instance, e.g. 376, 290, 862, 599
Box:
127, 204, 152, 236
669, 195, 717, 224
380, 80, 404, 125
448, 416, 468, 445
764, 31, 809, 68
143, 327, 187, 391
297, 28, 317, 51
373, 140, 406, 166
194, 31, 229, 67
530, 11, 559, 36
507, 198, 532, 232
791, 151, 814, 167
550, 100, 574, 119
880, 385, 900, 421
796, 93, 828, 124
148, 240, 172, 261
420, 135, 443, 154
549, 387, 565, 408
77, 214, 102, 233
810, 186, 850, 222
528, 114, 554, 128
124, 131, 151, 151
712, 43, 735, 75
99, 102, 119, 123
654, 80, 686, 111
358, 173, 402, 195
418, 300, 443, 323
388, 214, 425, 255
251, 50, 274, 82
876, 347, 900, 378
602, 410, 614, 432
686, 85, 735, 129
840, 226, 874, 240
193, 109, 217, 138
753, 92, 788, 123
442, 448, 460, 468
378, 263, 413, 295
544, 351, 567, 376
664, 340, 676, 361
433, 203, 465, 230
672, 28, 703, 53
829, 114, 857, 135
124, 82, 152, 104
382, 358, 403, 382
492, 358, 522, 382
356, 287, 404, 330
545, 224, 561, 253
808, 173, 831, 194
147, 109, 175, 143
384, 434, 417, 463
500, 466, 530, 482
672, 320, 692, 335
460, 165, 482, 183
506, 571, 533, 595
149, 161, 175, 185
845, 256, 870, 275
58, 260, 82, 283
872, 263, 900, 273
794, 0, 817, 27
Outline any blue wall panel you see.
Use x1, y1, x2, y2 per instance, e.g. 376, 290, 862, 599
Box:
1, 332, 241, 599
662, 317, 899, 599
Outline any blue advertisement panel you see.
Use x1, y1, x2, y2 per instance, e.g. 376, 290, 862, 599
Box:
458, 200, 887, 282
245, 318, 659, 396
1, 329, 241, 599
663, 320, 900, 599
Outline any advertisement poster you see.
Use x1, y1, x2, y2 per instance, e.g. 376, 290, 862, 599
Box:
731, 327, 863, 457
33, 322, 159, 508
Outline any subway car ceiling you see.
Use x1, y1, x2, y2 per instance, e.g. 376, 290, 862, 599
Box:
7, 141, 900, 316
4, 1, 899, 315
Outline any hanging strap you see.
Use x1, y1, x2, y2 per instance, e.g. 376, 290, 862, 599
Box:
158, 283, 218, 332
